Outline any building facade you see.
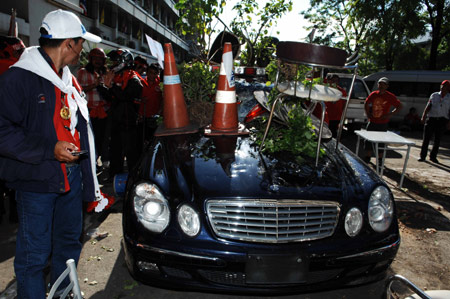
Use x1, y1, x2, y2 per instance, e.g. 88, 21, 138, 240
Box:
0, 0, 189, 63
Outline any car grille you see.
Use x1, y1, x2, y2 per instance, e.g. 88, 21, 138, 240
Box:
206, 199, 340, 243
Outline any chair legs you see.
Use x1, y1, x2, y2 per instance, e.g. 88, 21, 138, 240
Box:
47, 259, 82, 299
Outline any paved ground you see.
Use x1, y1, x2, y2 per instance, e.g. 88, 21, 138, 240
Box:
1, 128, 449, 299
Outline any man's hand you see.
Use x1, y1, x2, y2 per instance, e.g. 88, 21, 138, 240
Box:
103, 70, 115, 88
54, 141, 80, 163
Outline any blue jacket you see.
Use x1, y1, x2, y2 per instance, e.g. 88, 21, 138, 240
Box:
0, 48, 96, 202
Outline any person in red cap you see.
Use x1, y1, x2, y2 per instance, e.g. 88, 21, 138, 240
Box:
363, 77, 402, 163
418, 80, 450, 163
0, 35, 25, 74
0, 9, 112, 298
77, 48, 114, 166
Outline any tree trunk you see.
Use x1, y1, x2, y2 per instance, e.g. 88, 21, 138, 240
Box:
426, 0, 444, 70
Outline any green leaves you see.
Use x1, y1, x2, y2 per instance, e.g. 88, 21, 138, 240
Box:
175, 0, 227, 52
178, 61, 219, 104
253, 104, 323, 161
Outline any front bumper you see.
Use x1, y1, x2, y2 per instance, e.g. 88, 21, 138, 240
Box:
123, 235, 400, 294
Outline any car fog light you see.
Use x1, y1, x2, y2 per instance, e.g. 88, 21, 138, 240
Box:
345, 207, 363, 237
369, 186, 393, 232
177, 204, 200, 237
137, 261, 159, 273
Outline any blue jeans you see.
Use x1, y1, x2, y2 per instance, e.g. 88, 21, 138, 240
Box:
14, 165, 83, 299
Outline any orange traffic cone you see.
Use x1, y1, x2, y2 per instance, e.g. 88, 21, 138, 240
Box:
205, 42, 248, 136
154, 43, 198, 136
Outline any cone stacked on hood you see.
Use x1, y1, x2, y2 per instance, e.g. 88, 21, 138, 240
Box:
154, 43, 198, 136
205, 42, 248, 136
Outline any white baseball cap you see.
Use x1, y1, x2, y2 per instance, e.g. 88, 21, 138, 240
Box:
378, 77, 389, 84
40, 9, 101, 43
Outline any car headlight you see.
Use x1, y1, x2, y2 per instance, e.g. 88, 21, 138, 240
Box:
345, 207, 363, 237
133, 183, 170, 233
177, 204, 200, 237
368, 186, 393, 232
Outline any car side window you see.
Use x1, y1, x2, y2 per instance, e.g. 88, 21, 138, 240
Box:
389, 82, 415, 97
336, 78, 368, 99
351, 80, 369, 99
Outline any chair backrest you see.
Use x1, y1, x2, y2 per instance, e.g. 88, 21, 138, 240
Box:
47, 259, 82, 299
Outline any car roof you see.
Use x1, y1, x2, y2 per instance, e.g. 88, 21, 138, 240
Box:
326, 72, 364, 80
363, 70, 450, 83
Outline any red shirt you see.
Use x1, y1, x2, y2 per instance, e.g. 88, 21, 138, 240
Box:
113, 69, 139, 90
139, 77, 162, 117
77, 68, 108, 119
0, 58, 17, 75
52, 73, 82, 192
325, 85, 347, 121
365, 90, 401, 124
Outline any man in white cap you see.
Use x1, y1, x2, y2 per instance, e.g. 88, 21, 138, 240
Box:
0, 9, 110, 298
418, 80, 450, 163
363, 77, 402, 163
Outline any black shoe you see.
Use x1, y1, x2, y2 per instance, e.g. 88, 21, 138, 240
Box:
430, 157, 439, 163
418, 158, 425, 162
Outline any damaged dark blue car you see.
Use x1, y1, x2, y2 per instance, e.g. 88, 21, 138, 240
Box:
121, 41, 400, 294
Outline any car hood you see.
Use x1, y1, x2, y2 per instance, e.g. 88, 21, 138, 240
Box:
132, 133, 380, 204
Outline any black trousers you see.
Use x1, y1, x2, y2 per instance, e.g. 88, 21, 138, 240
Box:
109, 123, 139, 178
420, 117, 448, 160
91, 117, 107, 159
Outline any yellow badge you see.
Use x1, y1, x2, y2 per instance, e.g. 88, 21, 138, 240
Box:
60, 106, 71, 120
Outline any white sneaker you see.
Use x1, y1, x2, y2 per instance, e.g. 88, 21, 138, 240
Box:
96, 156, 103, 167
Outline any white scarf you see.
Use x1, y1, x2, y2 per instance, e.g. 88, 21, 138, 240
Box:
13, 46, 108, 212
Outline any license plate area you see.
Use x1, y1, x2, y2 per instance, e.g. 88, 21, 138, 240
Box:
245, 253, 309, 284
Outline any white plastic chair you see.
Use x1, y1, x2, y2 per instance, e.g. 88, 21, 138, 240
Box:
47, 259, 82, 299
386, 274, 450, 299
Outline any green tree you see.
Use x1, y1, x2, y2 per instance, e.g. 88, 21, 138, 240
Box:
359, 0, 425, 71
421, 0, 450, 69
175, 0, 227, 57
175, 0, 292, 65
301, 0, 376, 74
302, 0, 426, 74
229, 0, 293, 66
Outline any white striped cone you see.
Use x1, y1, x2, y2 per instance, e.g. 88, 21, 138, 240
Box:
210, 42, 238, 132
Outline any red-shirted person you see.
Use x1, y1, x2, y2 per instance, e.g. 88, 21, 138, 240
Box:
325, 74, 347, 138
77, 48, 114, 165
138, 63, 162, 150
363, 77, 402, 163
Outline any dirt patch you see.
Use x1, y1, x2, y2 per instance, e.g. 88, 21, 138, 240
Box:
380, 135, 450, 296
